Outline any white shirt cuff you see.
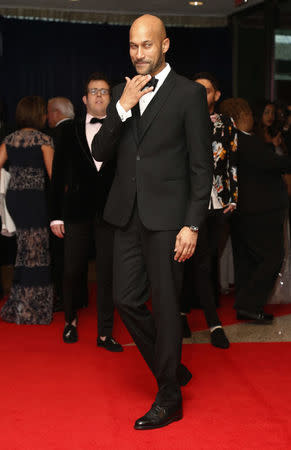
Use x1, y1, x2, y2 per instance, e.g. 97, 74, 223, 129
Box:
50, 220, 64, 226
116, 101, 132, 122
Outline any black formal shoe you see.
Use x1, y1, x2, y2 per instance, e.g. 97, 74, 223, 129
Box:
210, 327, 230, 349
97, 336, 123, 352
236, 309, 274, 324
177, 363, 192, 387
181, 314, 192, 338
63, 324, 78, 343
134, 402, 183, 430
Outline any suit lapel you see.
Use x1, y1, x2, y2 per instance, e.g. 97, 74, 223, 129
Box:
138, 70, 176, 143
131, 104, 140, 146
75, 119, 101, 169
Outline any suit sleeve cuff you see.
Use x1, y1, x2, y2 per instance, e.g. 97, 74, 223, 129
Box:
116, 101, 132, 122
50, 220, 64, 226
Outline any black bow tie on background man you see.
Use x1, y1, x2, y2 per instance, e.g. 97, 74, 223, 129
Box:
90, 117, 104, 124
143, 76, 159, 92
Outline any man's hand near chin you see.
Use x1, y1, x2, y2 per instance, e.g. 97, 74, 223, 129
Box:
119, 74, 154, 112
174, 227, 198, 263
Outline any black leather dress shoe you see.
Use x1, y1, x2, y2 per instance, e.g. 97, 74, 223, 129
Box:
63, 324, 78, 343
97, 336, 123, 352
181, 314, 192, 338
134, 402, 183, 430
236, 309, 274, 324
177, 363, 192, 387
210, 327, 230, 349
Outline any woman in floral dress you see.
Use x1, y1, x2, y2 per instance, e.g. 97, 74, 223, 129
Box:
0, 96, 54, 324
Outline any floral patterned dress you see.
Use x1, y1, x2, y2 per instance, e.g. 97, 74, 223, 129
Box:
0, 130, 53, 324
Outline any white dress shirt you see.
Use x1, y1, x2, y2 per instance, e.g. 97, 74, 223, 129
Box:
116, 63, 171, 121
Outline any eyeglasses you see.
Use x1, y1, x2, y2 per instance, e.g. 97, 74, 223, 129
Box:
88, 88, 110, 96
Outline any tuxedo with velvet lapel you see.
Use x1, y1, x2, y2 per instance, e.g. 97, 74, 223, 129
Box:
50, 117, 116, 334
50, 118, 115, 224
92, 69, 213, 405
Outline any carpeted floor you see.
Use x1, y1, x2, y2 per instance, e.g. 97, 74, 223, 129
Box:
1, 284, 291, 449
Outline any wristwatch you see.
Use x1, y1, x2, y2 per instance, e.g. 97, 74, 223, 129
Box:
189, 225, 199, 232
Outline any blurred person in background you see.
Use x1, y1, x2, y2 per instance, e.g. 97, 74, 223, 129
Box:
50, 73, 122, 350
47, 97, 75, 312
253, 100, 286, 155
180, 72, 237, 349
220, 98, 291, 324
0, 96, 54, 324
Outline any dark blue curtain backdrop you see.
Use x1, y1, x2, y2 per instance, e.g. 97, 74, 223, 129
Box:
0, 17, 232, 126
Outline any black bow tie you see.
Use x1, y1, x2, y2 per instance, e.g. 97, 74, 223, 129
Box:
90, 117, 104, 124
143, 77, 158, 92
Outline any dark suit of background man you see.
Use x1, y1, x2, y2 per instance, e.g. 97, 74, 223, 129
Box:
50, 73, 122, 352
220, 98, 291, 324
47, 97, 75, 312
92, 15, 212, 430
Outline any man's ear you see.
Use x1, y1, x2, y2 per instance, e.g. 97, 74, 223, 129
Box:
82, 95, 87, 106
214, 90, 221, 103
162, 37, 170, 54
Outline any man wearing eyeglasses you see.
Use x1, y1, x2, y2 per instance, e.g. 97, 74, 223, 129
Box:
50, 72, 122, 352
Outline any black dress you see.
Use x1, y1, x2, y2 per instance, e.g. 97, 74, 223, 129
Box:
0, 130, 53, 324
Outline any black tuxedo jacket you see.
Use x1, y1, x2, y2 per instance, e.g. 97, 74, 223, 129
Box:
236, 131, 291, 215
92, 70, 213, 230
50, 118, 116, 223
49, 119, 73, 148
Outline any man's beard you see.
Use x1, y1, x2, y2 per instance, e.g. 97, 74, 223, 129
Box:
133, 51, 164, 75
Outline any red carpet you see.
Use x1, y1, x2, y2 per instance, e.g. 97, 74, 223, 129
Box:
1, 286, 291, 449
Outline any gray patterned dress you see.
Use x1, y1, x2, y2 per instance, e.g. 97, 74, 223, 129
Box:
0, 130, 53, 324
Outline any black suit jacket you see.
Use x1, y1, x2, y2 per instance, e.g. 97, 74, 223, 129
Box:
50, 118, 116, 223
92, 70, 213, 230
236, 131, 291, 215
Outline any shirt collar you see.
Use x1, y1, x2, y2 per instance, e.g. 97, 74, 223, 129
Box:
154, 63, 171, 87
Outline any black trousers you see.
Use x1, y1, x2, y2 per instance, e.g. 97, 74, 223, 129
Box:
113, 206, 183, 406
231, 209, 286, 313
181, 209, 229, 328
63, 219, 115, 336
50, 233, 64, 302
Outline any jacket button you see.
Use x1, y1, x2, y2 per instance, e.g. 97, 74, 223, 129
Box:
131, 177, 136, 182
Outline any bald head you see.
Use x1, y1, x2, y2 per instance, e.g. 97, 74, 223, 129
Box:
130, 15, 167, 40
129, 14, 169, 76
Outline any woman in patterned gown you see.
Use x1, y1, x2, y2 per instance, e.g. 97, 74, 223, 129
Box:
0, 96, 54, 324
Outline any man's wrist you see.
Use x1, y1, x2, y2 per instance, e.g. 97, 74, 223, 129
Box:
116, 100, 132, 122
119, 99, 131, 112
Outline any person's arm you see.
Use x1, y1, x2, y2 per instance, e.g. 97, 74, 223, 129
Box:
0, 143, 8, 169
49, 128, 68, 235
41, 144, 54, 179
91, 75, 153, 162
174, 84, 213, 263
223, 117, 238, 213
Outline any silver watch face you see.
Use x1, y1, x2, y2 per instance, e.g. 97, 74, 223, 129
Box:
189, 226, 199, 232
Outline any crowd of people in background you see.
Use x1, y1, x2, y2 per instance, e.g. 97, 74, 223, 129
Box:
1, 69, 291, 346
